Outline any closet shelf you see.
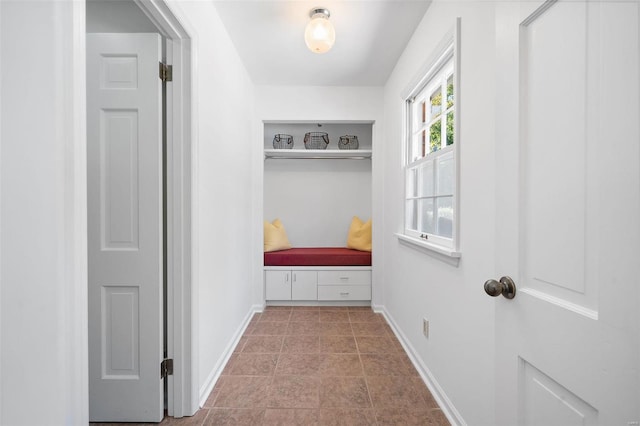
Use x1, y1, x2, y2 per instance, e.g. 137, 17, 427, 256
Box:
264, 149, 372, 159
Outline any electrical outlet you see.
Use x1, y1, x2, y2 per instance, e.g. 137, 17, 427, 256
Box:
422, 318, 429, 338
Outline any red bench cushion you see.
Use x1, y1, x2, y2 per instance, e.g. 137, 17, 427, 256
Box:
264, 247, 371, 267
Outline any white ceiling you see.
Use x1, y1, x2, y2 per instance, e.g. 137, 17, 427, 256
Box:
212, 0, 432, 86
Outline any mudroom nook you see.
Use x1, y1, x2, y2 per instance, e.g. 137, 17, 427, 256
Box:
263, 121, 373, 305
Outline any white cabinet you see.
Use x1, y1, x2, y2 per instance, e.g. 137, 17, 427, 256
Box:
264, 267, 371, 302
265, 270, 318, 301
317, 270, 372, 301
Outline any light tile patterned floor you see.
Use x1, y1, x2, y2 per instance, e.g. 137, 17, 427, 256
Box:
94, 306, 450, 425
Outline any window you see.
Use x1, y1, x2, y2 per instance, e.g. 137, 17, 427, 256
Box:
402, 30, 459, 256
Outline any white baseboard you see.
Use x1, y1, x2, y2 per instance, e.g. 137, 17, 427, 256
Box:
198, 303, 263, 406
373, 305, 466, 426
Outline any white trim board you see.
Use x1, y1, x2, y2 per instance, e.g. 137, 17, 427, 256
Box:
136, 0, 195, 417
71, 2, 90, 422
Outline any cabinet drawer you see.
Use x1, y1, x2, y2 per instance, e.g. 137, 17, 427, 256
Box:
317, 270, 371, 286
318, 285, 371, 301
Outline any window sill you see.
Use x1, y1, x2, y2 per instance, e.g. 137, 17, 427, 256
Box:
395, 233, 461, 262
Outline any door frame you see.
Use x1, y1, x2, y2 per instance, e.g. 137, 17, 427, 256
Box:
81, 0, 196, 418
132, 0, 195, 417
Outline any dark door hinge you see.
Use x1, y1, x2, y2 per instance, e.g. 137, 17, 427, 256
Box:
159, 62, 173, 82
161, 358, 174, 378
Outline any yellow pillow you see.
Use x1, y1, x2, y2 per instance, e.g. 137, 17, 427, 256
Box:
346, 216, 372, 252
264, 218, 292, 252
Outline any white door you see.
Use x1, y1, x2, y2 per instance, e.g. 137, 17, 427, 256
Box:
87, 33, 164, 422
493, 1, 640, 424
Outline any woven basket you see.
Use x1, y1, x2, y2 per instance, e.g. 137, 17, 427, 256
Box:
338, 135, 359, 150
272, 134, 294, 149
303, 132, 329, 150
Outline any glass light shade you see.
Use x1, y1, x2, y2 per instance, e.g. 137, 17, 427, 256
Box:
304, 15, 335, 54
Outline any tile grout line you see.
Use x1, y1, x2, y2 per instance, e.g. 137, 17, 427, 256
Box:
354, 326, 380, 425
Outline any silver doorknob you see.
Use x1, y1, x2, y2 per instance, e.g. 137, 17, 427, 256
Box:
484, 276, 516, 299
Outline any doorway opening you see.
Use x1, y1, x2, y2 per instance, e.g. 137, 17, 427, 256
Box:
85, 0, 193, 421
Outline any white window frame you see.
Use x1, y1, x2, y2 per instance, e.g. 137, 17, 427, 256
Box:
397, 20, 461, 259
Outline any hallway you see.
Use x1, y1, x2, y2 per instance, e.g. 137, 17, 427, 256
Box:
204, 305, 449, 424
96, 306, 450, 425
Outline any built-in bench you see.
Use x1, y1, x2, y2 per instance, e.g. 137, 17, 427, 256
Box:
264, 248, 372, 303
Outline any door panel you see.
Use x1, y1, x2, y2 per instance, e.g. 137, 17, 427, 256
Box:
102, 286, 140, 377
101, 109, 139, 250
87, 33, 163, 423
521, 0, 594, 310
494, 1, 639, 424
520, 359, 598, 426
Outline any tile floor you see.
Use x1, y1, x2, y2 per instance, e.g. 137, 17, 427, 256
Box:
96, 306, 450, 425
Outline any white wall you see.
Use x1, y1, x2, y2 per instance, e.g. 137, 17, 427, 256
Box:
256, 86, 383, 122
381, 3, 497, 424
264, 158, 372, 247
86, 0, 158, 33
0, 1, 88, 424
264, 122, 373, 247
168, 1, 257, 403
254, 86, 384, 305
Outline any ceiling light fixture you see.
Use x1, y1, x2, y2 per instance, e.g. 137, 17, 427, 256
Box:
304, 8, 335, 54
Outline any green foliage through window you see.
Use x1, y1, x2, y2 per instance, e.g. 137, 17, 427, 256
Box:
430, 121, 441, 152
427, 79, 454, 152
446, 111, 454, 146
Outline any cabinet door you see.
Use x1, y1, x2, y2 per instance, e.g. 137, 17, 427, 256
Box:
291, 270, 317, 300
265, 270, 291, 300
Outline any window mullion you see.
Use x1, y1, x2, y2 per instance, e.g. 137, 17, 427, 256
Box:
440, 80, 447, 151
